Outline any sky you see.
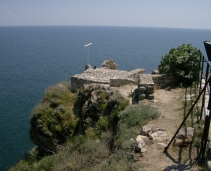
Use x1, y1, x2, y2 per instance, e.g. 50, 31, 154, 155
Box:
1, 0, 211, 29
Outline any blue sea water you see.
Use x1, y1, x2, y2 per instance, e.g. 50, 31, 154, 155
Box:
0, 26, 211, 170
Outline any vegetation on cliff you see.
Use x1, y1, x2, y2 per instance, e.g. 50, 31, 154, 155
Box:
10, 81, 160, 171
158, 44, 200, 85
29, 83, 78, 153
10, 44, 205, 170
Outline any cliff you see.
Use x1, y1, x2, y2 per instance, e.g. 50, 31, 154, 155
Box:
11, 59, 197, 171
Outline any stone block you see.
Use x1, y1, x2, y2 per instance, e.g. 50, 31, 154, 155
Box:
146, 85, 154, 91
146, 90, 154, 94
147, 94, 154, 100
160, 83, 167, 89
149, 131, 168, 142
152, 70, 159, 75
142, 124, 152, 135
174, 137, 192, 147
165, 79, 171, 84
140, 94, 146, 100
152, 126, 165, 133
175, 127, 194, 139
139, 86, 146, 91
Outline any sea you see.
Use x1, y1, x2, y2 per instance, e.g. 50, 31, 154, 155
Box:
0, 26, 211, 170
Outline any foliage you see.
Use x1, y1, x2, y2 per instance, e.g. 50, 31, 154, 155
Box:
158, 44, 200, 85
11, 103, 160, 171
29, 83, 78, 151
99, 92, 107, 100
117, 104, 160, 148
13, 81, 161, 171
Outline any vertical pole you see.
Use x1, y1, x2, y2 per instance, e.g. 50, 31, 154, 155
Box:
202, 78, 211, 160
87, 47, 89, 65
200, 55, 204, 92
164, 77, 211, 153
138, 75, 140, 102
200, 63, 210, 120
197, 52, 202, 89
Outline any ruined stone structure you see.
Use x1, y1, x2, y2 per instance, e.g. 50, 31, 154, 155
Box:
151, 70, 178, 89
71, 66, 177, 101
71, 67, 145, 91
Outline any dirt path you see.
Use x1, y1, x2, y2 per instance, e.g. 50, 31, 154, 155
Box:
118, 86, 198, 170
138, 88, 198, 171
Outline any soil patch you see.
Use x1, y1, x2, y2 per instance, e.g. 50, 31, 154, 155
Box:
118, 86, 199, 171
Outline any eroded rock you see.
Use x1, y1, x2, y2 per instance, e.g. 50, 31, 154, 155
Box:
101, 59, 118, 70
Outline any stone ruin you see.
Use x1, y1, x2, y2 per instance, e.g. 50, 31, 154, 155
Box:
134, 124, 194, 158
71, 59, 177, 101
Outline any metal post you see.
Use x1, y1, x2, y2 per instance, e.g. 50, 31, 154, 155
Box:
200, 55, 204, 92
164, 76, 211, 153
196, 78, 211, 161
84, 43, 92, 65
200, 63, 210, 120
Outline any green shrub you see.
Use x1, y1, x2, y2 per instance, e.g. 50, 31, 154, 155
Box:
42, 84, 76, 105
117, 104, 160, 146
120, 104, 160, 127
29, 84, 78, 153
97, 116, 108, 131
99, 92, 107, 100
158, 44, 200, 85
99, 103, 107, 110
71, 135, 86, 147
85, 127, 98, 140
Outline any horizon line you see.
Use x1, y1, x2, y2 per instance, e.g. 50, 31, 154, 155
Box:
0, 25, 210, 31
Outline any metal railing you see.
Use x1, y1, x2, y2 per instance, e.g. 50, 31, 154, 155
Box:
164, 49, 211, 162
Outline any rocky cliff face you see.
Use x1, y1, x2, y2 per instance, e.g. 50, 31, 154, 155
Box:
73, 84, 129, 135
29, 83, 129, 153
29, 84, 78, 153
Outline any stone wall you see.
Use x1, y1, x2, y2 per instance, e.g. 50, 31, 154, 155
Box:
132, 74, 155, 103
71, 67, 178, 102
71, 68, 145, 91
151, 74, 177, 89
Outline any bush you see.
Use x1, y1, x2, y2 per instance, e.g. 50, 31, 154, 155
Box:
29, 84, 78, 152
158, 44, 200, 85
117, 104, 160, 147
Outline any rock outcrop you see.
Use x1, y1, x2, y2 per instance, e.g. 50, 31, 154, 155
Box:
73, 84, 129, 134
101, 59, 118, 70
30, 83, 129, 153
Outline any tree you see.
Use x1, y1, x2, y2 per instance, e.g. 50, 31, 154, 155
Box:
158, 44, 200, 85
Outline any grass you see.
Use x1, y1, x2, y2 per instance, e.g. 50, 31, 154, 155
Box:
117, 104, 160, 149
11, 102, 160, 171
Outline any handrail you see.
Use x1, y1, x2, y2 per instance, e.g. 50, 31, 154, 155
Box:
164, 48, 211, 162
163, 76, 211, 153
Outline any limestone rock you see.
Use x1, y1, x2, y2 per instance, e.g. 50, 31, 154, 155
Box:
142, 124, 152, 135
174, 137, 193, 147
152, 126, 165, 133
147, 94, 154, 100
174, 127, 194, 147
141, 148, 147, 153
101, 59, 118, 70
175, 127, 194, 139
157, 143, 167, 148
152, 70, 159, 74
136, 135, 148, 143
149, 131, 168, 142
